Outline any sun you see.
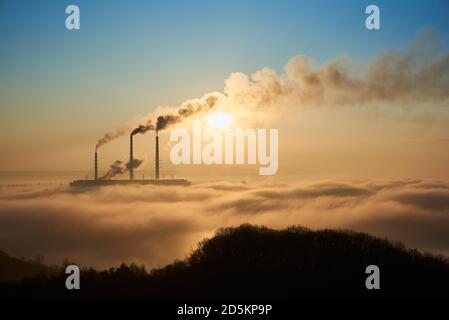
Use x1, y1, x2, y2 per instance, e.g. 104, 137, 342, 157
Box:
206, 111, 234, 129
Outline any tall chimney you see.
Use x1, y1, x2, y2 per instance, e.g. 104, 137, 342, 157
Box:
130, 134, 134, 180
94, 151, 98, 180
155, 132, 160, 180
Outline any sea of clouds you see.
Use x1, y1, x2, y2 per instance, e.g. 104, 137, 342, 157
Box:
1, 178, 449, 270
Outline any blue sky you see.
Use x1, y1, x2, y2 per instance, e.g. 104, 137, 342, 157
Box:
0, 0, 448, 170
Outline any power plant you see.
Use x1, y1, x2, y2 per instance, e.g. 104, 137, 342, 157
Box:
70, 132, 190, 187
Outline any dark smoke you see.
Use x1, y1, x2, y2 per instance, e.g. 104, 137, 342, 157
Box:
96, 121, 154, 151
101, 160, 126, 180
156, 115, 177, 132
126, 158, 144, 171
131, 121, 155, 136
96, 127, 128, 151
156, 95, 219, 131
102, 158, 144, 180
95, 94, 220, 149
283, 51, 449, 106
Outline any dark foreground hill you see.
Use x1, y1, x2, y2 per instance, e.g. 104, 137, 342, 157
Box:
1, 224, 448, 299
0, 251, 51, 283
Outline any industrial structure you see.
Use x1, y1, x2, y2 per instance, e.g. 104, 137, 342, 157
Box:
155, 132, 160, 180
70, 132, 190, 187
130, 133, 134, 180
94, 151, 98, 180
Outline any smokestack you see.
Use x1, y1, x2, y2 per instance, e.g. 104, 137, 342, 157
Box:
155, 132, 160, 180
94, 151, 98, 180
130, 134, 134, 180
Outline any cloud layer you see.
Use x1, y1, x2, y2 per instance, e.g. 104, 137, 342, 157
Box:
1, 178, 449, 269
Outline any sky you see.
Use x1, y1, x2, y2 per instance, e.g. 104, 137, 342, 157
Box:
0, 0, 448, 178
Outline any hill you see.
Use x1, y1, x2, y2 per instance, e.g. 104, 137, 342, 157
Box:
1, 224, 448, 299
0, 251, 56, 283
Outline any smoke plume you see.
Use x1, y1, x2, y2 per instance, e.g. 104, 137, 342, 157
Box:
155, 94, 220, 131
96, 32, 449, 148
131, 121, 155, 136
96, 127, 128, 151
126, 158, 144, 171
95, 93, 220, 150
101, 158, 144, 180
101, 160, 126, 179
225, 47, 449, 109
96, 119, 154, 152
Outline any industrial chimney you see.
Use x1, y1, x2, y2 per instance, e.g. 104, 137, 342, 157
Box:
94, 151, 98, 180
155, 132, 160, 180
130, 134, 134, 180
